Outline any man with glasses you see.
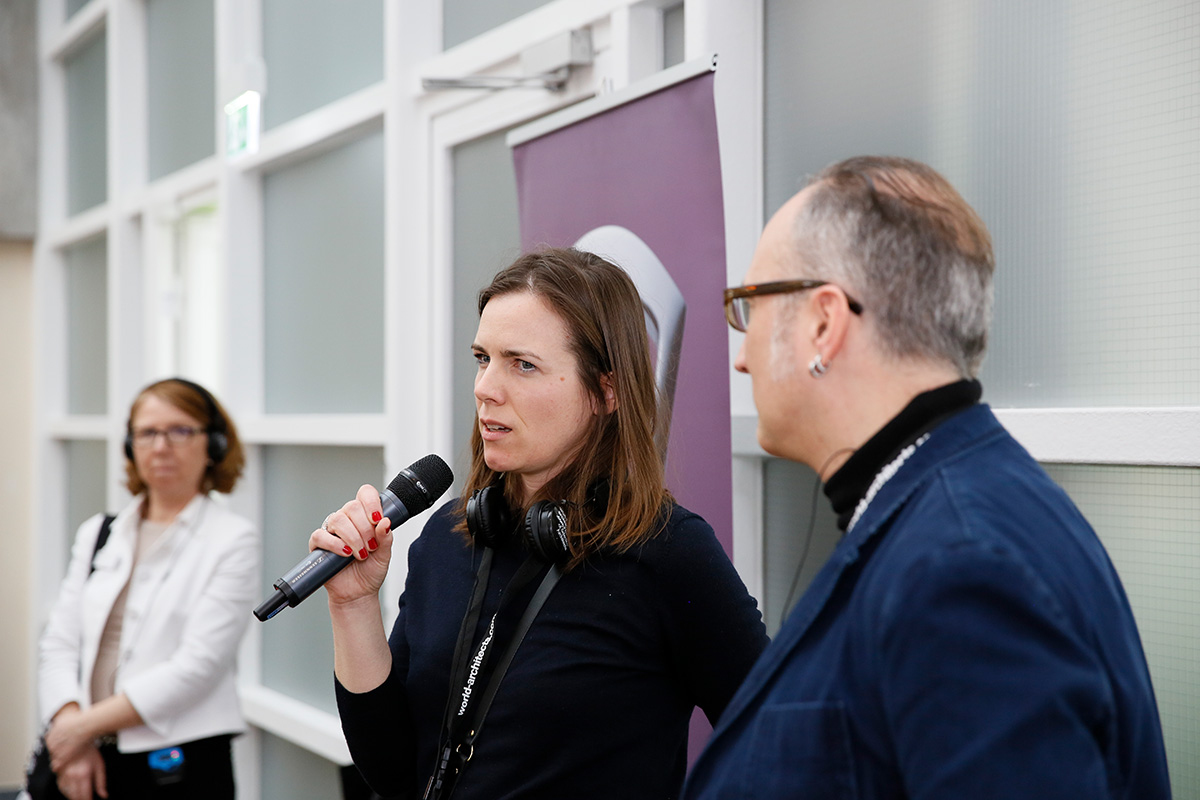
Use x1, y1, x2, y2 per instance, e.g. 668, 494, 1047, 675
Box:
683, 156, 1169, 799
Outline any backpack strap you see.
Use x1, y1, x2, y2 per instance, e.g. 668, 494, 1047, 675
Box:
88, 515, 117, 576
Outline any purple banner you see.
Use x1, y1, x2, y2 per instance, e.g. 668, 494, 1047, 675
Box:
512, 71, 731, 557
513, 71, 731, 761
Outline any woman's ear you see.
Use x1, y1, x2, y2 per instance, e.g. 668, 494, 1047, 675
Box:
599, 373, 618, 414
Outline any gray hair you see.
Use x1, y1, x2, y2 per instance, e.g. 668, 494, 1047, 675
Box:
790, 156, 995, 377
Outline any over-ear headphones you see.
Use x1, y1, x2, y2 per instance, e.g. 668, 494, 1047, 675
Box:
466, 485, 571, 566
124, 378, 230, 465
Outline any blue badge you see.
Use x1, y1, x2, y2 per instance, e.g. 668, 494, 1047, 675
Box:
147, 746, 185, 773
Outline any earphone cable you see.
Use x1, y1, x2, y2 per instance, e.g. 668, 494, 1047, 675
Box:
781, 447, 855, 618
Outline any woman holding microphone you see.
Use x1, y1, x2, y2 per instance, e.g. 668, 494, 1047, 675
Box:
312, 248, 767, 799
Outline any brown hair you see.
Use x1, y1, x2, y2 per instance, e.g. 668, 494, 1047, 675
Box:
124, 378, 245, 495
460, 248, 671, 567
795, 156, 995, 377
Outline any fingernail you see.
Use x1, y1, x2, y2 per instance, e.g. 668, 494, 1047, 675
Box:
368, 537, 378, 550
371, 511, 382, 523
343, 545, 353, 555
358, 548, 367, 559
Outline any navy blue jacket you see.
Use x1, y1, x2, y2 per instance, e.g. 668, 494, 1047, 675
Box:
684, 404, 1170, 799
338, 501, 768, 799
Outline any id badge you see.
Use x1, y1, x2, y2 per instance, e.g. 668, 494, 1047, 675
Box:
147, 746, 186, 786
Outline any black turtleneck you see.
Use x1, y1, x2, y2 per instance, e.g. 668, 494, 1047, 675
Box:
824, 379, 983, 531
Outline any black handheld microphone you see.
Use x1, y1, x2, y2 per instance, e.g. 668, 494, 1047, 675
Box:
253, 454, 453, 622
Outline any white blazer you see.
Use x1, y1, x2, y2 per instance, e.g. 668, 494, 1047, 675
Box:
39, 493, 260, 753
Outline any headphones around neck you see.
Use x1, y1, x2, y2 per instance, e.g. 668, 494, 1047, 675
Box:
466, 485, 571, 566
124, 377, 229, 465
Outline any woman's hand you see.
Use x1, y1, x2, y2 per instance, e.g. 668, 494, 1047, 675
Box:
55, 745, 108, 800
47, 706, 108, 800
47, 696, 141, 773
309, 484, 395, 607
46, 705, 94, 772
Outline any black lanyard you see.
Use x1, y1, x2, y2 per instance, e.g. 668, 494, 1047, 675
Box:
426, 548, 562, 800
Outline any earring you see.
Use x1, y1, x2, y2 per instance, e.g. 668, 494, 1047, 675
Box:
808, 354, 829, 378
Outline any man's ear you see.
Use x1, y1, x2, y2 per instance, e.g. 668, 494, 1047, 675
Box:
810, 285, 853, 361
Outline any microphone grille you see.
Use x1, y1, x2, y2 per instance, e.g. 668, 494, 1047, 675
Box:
387, 454, 454, 512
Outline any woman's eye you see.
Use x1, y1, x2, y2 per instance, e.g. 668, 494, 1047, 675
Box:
517, 360, 536, 373
473, 352, 489, 366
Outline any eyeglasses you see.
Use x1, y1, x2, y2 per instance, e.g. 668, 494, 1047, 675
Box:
129, 426, 206, 449
723, 280, 864, 332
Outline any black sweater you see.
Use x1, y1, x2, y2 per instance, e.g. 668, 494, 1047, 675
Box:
825, 379, 983, 530
336, 500, 768, 799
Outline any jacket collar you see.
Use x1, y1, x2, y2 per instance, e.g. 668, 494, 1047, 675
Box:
708, 403, 1007, 742
106, 492, 211, 555
170, 492, 210, 529
826, 379, 982, 530
122, 491, 209, 525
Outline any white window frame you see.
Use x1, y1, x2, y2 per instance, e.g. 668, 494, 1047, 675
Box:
30, 0, 776, 791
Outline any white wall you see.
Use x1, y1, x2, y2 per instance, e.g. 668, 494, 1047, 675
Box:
0, 239, 35, 787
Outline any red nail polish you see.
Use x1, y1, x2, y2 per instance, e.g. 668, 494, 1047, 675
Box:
358, 548, 367, 559
343, 545, 353, 555
368, 538, 378, 550
371, 511, 382, 523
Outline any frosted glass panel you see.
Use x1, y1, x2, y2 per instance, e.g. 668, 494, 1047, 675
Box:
442, 0, 555, 49
1043, 463, 1200, 797
261, 0, 383, 130
65, 31, 107, 215
260, 445, 385, 714
146, 0, 215, 180
64, 439, 107, 567
64, 236, 107, 415
761, 458, 840, 636
451, 130, 522, 486
263, 130, 384, 413
763, 0, 1200, 407
663, 4, 686, 68
260, 731, 341, 800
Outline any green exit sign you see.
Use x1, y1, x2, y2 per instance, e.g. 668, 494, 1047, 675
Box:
224, 91, 261, 159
